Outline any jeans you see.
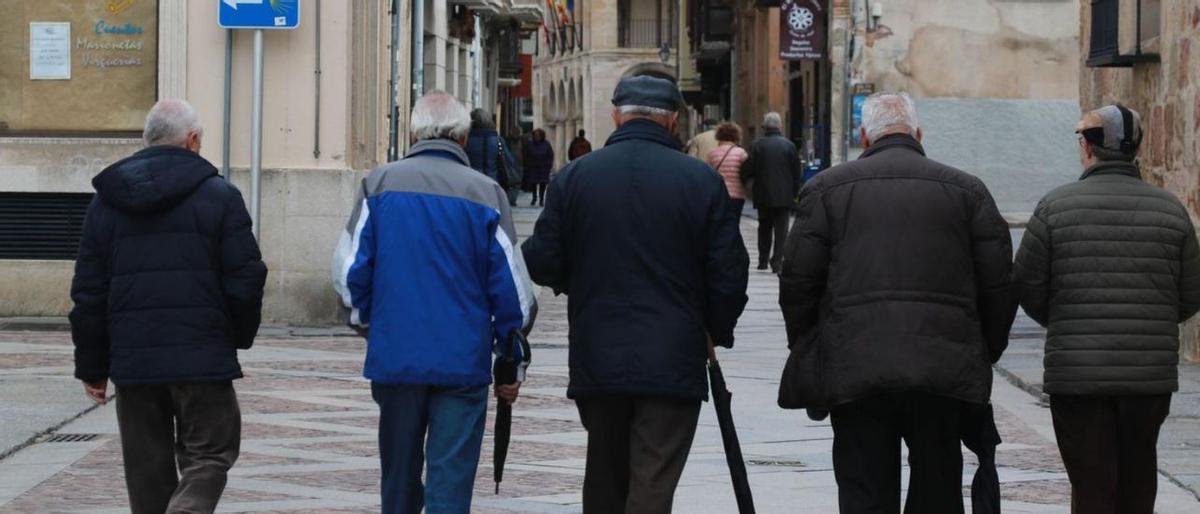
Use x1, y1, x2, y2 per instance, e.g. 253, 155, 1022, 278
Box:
1051, 394, 1171, 514
114, 381, 240, 514
371, 383, 488, 514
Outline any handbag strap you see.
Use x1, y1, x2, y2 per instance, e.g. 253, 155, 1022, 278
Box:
713, 145, 738, 171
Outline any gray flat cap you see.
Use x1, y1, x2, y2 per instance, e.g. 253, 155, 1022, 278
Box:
611, 75, 682, 111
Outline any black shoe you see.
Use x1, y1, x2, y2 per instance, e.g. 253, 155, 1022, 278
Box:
757, 263, 769, 271
530, 199, 537, 206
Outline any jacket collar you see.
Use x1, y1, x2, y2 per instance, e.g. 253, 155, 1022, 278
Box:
605, 118, 681, 150
406, 138, 471, 166
763, 128, 783, 137
1080, 160, 1141, 181
859, 133, 926, 159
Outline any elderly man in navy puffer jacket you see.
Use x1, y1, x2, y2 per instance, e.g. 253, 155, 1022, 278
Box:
70, 98, 267, 514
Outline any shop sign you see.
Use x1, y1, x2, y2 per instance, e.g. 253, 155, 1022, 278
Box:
779, 0, 825, 61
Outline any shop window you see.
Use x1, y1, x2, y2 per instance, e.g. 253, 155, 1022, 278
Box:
0, 0, 159, 136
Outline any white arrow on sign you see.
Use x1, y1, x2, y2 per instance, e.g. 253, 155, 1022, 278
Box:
223, 0, 265, 10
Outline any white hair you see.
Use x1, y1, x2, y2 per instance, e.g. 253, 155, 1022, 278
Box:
616, 104, 675, 117
143, 99, 203, 147
411, 90, 471, 141
763, 112, 782, 130
861, 93, 919, 142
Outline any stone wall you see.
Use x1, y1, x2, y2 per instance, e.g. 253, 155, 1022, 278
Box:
0, 157, 360, 325
1080, 0, 1200, 360
853, 0, 1080, 99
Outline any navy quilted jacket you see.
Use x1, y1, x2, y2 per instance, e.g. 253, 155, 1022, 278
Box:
70, 145, 267, 385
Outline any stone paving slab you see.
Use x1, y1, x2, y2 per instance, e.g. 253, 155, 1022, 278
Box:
0, 210, 1198, 512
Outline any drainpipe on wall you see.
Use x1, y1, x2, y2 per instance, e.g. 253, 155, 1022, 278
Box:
221, 29, 232, 179
313, 0, 322, 159
387, 0, 404, 161
411, 0, 425, 106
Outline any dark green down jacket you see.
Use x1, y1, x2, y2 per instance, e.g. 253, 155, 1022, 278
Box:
1014, 161, 1200, 395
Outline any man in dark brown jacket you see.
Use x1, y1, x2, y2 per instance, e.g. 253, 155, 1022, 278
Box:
1014, 105, 1200, 513
778, 93, 1015, 514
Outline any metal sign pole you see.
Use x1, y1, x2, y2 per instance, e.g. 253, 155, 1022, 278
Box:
250, 29, 264, 239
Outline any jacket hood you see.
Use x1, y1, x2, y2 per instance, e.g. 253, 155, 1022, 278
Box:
605, 118, 681, 150
92, 145, 218, 214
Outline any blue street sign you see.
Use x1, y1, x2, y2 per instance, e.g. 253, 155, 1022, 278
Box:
218, 0, 301, 30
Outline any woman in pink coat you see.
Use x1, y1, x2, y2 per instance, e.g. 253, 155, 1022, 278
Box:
706, 122, 749, 216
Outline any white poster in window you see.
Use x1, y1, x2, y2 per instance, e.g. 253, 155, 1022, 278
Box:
30, 22, 71, 80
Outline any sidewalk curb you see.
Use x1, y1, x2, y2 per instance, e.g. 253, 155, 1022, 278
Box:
992, 364, 1048, 404
994, 360, 1200, 501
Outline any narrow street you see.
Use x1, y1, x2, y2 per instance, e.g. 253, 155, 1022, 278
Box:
0, 205, 1196, 513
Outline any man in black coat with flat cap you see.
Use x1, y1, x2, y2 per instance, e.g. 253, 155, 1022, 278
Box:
523, 75, 750, 513
70, 99, 266, 514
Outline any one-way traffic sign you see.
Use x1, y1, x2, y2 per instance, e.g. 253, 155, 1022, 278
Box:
218, 0, 300, 30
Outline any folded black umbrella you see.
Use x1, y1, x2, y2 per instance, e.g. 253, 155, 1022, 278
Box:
708, 340, 756, 514
962, 403, 1002, 514
493, 330, 532, 494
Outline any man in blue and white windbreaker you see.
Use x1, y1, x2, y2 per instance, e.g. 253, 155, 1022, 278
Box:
331, 91, 537, 514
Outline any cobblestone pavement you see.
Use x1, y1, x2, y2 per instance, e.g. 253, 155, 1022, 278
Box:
1, 208, 1198, 513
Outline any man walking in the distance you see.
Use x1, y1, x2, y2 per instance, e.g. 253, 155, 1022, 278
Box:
742, 111, 802, 273
778, 93, 1014, 513
568, 129, 593, 161
333, 91, 537, 514
71, 99, 267, 514
1015, 104, 1200, 513
523, 75, 749, 513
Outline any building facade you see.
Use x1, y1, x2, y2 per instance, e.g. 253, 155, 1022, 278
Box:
0, 0, 539, 324
534, 0, 679, 167
1079, 0, 1200, 360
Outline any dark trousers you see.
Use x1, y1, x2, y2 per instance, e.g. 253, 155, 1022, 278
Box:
1050, 394, 1171, 514
757, 207, 790, 269
831, 392, 965, 514
371, 383, 488, 514
576, 395, 702, 514
115, 381, 240, 514
532, 183, 548, 205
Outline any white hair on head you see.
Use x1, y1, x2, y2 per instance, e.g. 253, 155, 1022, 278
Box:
411, 90, 471, 141
763, 112, 782, 130
616, 104, 675, 117
861, 93, 918, 142
143, 99, 203, 147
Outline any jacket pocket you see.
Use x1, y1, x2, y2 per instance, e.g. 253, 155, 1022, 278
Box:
778, 329, 825, 409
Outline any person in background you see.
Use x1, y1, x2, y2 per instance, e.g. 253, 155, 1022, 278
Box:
778, 93, 1014, 513
522, 75, 749, 514
706, 121, 749, 217
1014, 104, 1200, 513
741, 111, 803, 273
523, 128, 554, 207
466, 108, 519, 206
568, 129, 593, 161
685, 118, 720, 160
71, 99, 267, 514
332, 91, 537, 514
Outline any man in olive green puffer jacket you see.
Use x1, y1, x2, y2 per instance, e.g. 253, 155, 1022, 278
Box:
1015, 104, 1200, 514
